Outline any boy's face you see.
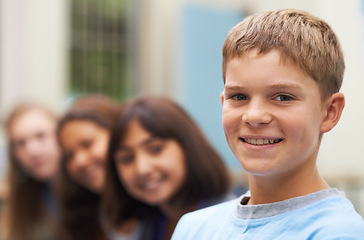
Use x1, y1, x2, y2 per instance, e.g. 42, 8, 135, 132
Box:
221, 49, 328, 179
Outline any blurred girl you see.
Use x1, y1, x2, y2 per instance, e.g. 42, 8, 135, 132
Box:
0, 102, 61, 240
57, 95, 119, 240
103, 95, 232, 240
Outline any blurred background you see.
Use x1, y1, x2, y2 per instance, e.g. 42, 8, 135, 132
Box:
0, 0, 363, 215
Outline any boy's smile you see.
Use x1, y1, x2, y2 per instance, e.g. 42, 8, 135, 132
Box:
221, 49, 326, 181
241, 138, 283, 145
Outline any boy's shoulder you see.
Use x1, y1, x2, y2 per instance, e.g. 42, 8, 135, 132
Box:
172, 196, 243, 240
172, 189, 364, 240
305, 193, 364, 238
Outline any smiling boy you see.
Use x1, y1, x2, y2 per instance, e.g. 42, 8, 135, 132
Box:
171, 9, 364, 239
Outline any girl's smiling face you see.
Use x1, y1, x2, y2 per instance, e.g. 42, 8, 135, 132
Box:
114, 119, 186, 207
60, 120, 110, 193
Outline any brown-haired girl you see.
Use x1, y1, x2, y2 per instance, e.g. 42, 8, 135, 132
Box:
57, 95, 119, 240
0, 102, 61, 240
103, 95, 233, 240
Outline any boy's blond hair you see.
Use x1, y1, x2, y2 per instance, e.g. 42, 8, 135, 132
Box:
222, 9, 344, 100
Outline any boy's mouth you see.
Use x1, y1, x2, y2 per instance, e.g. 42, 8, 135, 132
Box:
241, 138, 283, 146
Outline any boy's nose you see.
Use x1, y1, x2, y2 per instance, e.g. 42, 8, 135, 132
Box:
242, 99, 272, 127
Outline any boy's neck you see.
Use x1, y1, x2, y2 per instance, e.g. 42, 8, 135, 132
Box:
247, 166, 330, 205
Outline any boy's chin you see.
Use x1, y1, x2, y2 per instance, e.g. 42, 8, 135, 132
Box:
238, 161, 278, 177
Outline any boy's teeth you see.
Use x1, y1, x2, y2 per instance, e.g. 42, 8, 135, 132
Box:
244, 138, 281, 145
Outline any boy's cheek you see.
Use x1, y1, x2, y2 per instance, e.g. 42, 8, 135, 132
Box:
222, 111, 236, 135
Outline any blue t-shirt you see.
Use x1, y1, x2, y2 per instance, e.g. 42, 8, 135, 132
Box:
172, 188, 364, 239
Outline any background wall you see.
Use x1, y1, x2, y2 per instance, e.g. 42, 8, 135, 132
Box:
0, 0, 363, 214
0, 0, 68, 113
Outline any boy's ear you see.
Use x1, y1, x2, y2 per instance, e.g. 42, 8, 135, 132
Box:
220, 91, 224, 106
320, 92, 345, 133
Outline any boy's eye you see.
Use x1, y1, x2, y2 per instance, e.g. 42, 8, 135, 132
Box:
274, 95, 293, 102
231, 94, 248, 101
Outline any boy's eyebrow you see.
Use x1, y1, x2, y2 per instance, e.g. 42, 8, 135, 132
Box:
268, 83, 303, 90
224, 85, 246, 92
224, 83, 302, 91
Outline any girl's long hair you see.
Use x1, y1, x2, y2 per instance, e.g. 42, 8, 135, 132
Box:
103, 95, 231, 233
56, 95, 119, 240
0, 102, 58, 240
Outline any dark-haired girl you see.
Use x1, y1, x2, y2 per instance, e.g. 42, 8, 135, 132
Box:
57, 95, 119, 240
103, 95, 233, 240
